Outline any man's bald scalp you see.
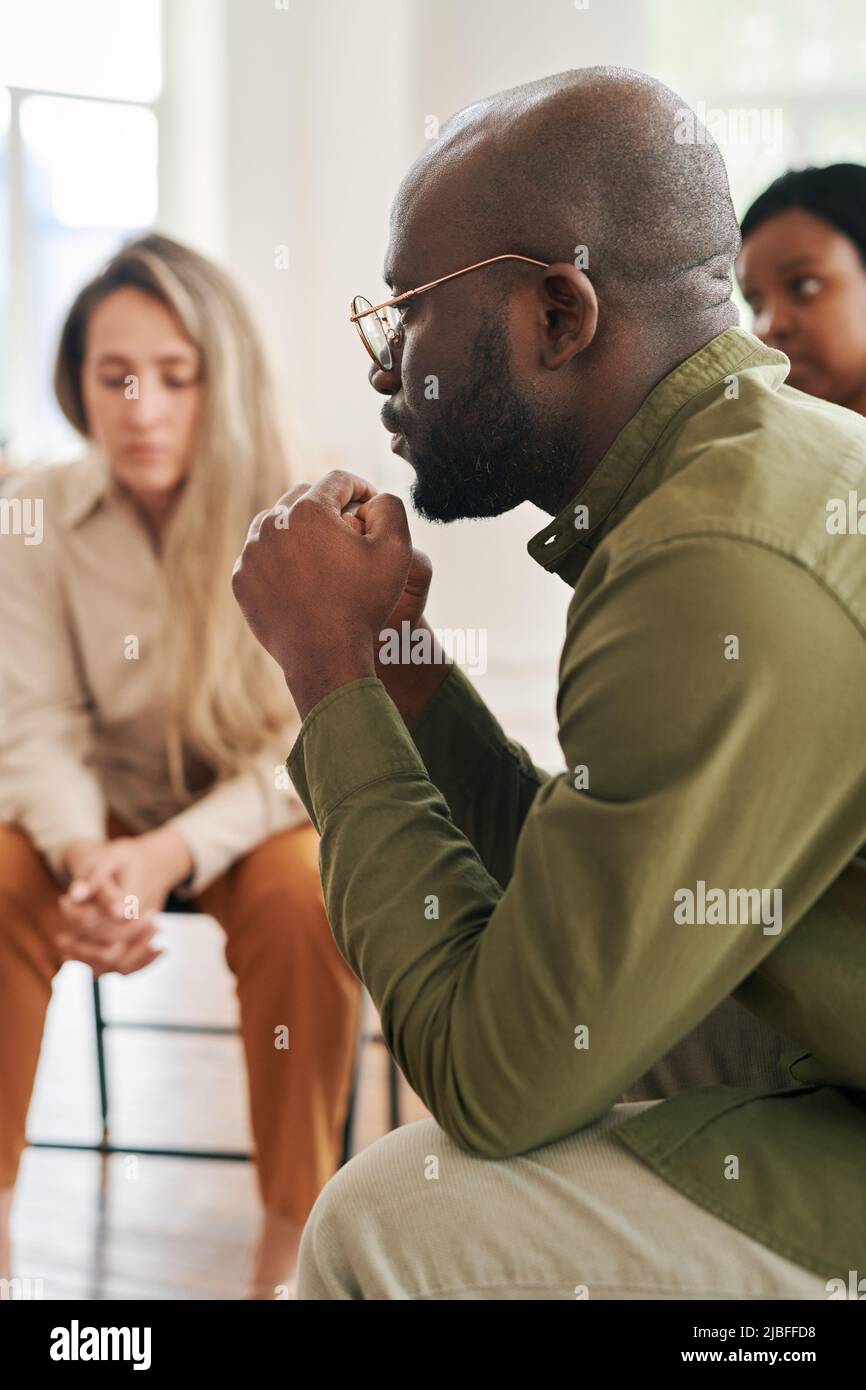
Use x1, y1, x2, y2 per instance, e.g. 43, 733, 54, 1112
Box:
400, 67, 741, 321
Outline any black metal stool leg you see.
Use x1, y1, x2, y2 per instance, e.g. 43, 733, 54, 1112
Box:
387, 1054, 401, 1132
339, 1065, 359, 1168
339, 993, 367, 1167
32, 974, 400, 1170
92, 975, 110, 1145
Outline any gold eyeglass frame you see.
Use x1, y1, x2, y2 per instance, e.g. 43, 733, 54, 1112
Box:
350, 253, 550, 369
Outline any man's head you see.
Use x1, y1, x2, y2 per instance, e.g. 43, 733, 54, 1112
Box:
368, 66, 740, 522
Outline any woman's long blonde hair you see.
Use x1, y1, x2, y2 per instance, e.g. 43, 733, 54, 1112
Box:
54, 232, 297, 796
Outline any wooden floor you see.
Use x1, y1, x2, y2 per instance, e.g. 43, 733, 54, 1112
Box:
12, 910, 429, 1300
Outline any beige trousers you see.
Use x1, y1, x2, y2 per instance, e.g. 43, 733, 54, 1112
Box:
297, 997, 826, 1300
296, 1102, 829, 1301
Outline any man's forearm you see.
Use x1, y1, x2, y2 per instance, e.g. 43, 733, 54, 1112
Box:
375, 619, 454, 728
290, 620, 453, 728
284, 617, 544, 889
287, 647, 377, 721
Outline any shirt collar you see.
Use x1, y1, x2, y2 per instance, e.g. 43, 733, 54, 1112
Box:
60, 441, 126, 529
526, 327, 790, 586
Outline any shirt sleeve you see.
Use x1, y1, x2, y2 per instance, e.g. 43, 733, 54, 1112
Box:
166, 740, 312, 897
406, 663, 550, 888
285, 535, 866, 1159
0, 511, 107, 881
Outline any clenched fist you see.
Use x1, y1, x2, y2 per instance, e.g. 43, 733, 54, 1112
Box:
231, 470, 413, 719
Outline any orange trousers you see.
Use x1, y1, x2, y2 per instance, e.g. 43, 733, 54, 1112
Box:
0, 815, 362, 1227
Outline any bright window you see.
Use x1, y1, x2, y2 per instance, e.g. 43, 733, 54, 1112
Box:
0, 0, 161, 102
0, 0, 161, 467
649, 0, 866, 214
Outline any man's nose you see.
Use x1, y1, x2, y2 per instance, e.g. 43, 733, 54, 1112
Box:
368, 356, 401, 394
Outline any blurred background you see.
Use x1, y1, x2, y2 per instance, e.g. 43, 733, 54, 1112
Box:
2, 0, 866, 765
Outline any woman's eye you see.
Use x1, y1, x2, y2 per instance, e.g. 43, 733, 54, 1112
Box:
98, 373, 198, 389
791, 276, 822, 298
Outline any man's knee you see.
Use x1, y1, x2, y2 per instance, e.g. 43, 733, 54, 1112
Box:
312, 1118, 443, 1224
299, 1119, 447, 1295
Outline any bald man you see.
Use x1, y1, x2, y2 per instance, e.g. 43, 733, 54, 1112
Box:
233, 67, 866, 1300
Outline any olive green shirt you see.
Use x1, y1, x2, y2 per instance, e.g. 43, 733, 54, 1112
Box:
287, 326, 866, 1281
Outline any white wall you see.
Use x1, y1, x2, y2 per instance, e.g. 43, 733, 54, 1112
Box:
160, 0, 652, 767
158, 0, 229, 266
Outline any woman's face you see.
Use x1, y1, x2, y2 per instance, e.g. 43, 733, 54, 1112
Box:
736, 207, 866, 412
80, 286, 204, 500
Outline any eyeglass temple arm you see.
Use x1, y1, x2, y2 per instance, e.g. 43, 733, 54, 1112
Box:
349, 254, 550, 321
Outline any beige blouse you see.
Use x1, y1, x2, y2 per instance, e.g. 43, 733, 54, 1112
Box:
0, 445, 308, 895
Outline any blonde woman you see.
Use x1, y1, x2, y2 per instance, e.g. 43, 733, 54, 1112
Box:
0, 233, 362, 1298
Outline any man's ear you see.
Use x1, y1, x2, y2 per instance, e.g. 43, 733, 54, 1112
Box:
537, 261, 598, 368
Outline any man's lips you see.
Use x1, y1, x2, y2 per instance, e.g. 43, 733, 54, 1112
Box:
381, 413, 409, 454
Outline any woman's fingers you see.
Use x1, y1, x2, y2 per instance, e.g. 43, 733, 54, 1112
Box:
113, 942, 164, 978
91, 922, 165, 977
84, 872, 126, 917
58, 898, 116, 937
66, 853, 129, 919
57, 914, 159, 964
57, 889, 122, 934
58, 896, 151, 942
58, 937, 119, 969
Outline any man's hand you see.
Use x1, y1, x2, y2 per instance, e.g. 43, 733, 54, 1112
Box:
232, 470, 415, 719
343, 497, 452, 724
56, 828, 192, 977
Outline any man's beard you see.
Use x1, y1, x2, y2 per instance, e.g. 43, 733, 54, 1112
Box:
406, 312, 580, 523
